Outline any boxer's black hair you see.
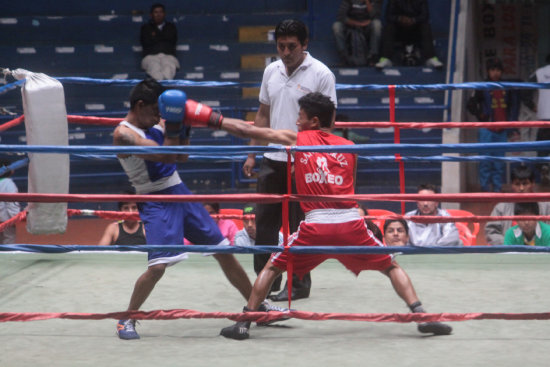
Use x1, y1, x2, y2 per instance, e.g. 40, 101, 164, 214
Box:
298, 92, 335, 128
129, 78, 164, 109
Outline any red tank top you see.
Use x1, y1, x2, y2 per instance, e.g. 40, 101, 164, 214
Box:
295, 130, 357, 213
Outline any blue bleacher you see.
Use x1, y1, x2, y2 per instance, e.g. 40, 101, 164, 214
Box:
0, 1, 305, 17
1, 0, 453, 206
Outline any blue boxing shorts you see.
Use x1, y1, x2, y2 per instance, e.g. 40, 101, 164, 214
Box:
138, 182, 228, 267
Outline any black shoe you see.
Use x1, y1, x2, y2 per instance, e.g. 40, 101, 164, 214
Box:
418, 322, 453, 335
256, 300, 292, 326
409, 301, 452, 336
220, 321, 251, 340
269, 286, 310, 302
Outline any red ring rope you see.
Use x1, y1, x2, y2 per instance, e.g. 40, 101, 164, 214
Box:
1, 309, 548, 323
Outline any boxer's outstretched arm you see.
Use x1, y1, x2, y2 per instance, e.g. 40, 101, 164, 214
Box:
220, 117, 297, 146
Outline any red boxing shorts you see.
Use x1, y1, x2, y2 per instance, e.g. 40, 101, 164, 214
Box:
271, 218, 393, 277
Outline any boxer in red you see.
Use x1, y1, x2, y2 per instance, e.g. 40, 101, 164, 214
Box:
161, 89, 453, 340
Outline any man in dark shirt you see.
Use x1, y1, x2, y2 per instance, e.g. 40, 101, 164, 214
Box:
332, 0, 382, 66
375, 0, 442, 69
140, 3, 179, 80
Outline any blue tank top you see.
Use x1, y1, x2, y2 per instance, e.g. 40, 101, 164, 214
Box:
117, 121, 182, 194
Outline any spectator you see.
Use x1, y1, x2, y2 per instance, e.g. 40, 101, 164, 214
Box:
530, 54, 550, 182
0, 160, 21, 244
234, 203, 283, 247
242, 19, 337, 302
203, 202, 238, 245
97, 195, 146, 246
485, 165, 550, 245
383, 219, 410, 246
332, 0, 383, 66
406, 184, 462, 247
375, 0, 443, 69
504, 202, 550, 246
140, 3, 179, 80
467, 58, 520, 192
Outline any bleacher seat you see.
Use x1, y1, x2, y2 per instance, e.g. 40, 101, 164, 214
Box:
219, 208, 244, 230
446, 209, 480, 246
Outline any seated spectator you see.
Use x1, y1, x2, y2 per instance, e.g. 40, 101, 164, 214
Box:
383, 219, 410, 246
332, 0, 382, 66
528, 54, 550, 182
203, 202, 238, 245
140, 3, 179, 80
234, 203, 283, 247
504, 202, 550, 246
375, 0, 443, 69
97, 196, 146, 246
406, 184, 462, 247
0, 160, 21, 244
485, 165, 550, 245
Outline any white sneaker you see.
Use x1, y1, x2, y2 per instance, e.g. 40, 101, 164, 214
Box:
425, 57, 443, 68
375, 57, 393, 69
257, 300, 292, 326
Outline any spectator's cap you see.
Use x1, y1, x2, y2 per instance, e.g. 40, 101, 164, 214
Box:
243, 203, 256, 215
486, 58, 503, 71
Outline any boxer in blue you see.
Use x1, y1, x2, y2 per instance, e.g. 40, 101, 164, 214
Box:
113, 79, 286, 340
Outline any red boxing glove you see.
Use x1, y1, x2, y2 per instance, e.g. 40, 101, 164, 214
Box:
184, 99, 224, 129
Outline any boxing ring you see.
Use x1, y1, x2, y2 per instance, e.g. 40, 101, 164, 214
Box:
1, 74, 550, 366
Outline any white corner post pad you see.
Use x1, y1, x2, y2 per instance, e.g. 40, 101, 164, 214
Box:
14, 69, 69, 234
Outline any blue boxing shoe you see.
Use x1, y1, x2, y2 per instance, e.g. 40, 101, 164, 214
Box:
117, 319, 140, 340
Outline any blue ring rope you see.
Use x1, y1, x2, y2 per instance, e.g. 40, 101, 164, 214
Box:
2, 140, 550, 156
70, 153, 550, 164
54, 77, 240, 88
1, 244, 549, 255
0, 79, 24, 95
2, 79, 550, 97
358, 155, 550, 163
0, 158, 29, 176
334, 81, 550, 91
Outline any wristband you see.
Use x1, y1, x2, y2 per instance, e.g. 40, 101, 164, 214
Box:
208, 112, 224, 129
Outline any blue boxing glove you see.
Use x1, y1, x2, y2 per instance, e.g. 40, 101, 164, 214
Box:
158, 89, 187, 138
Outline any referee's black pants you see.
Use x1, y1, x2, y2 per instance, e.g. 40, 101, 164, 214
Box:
254, 157, 311, 293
